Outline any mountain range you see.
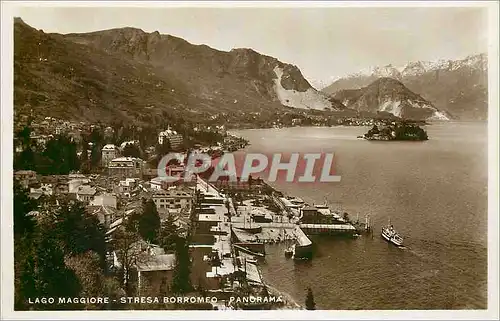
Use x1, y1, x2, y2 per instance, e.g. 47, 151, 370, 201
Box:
14, 18, 486, 125
14, 18, 342, 126
322, 54, 488, 120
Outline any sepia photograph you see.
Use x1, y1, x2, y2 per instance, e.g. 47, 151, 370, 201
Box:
1, 1, 498, 319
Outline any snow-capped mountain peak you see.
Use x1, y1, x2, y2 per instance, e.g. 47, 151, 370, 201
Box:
322, 53, 487, 121
338, 53, 487, 81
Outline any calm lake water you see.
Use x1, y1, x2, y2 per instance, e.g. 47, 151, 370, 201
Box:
233, 122, 488, 310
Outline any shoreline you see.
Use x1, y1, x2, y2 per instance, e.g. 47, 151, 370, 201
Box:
264, 281, 302, 310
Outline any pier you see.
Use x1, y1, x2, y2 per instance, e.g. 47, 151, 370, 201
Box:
300, 223, 357, 235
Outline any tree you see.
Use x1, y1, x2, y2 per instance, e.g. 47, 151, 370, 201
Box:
65, 251, 127, 310
111, 225, 141, 295
101, 276, 127, 310
13, 180, 36, 238
138, 199, 161, 243
79, 141, 91, 174
305, 287, 316, 310
159, 278, 170, 297
14, 182, 37, 310
15, 223, 83, 310
34, 135, 80, 175
88, 128, 104, 169
53, 200, 107, 263
122, 143, 141, 158
14, 184, 83, 310
158, 213, 179, 253
156, 139, 171, 157
14, 146, 36, 171
171, 236, 192, 294
90, 142, 102, 169
14, 125, 37, 170
15, 125, 32, 148
65, 251, 106, 309
366, 125, 380, 137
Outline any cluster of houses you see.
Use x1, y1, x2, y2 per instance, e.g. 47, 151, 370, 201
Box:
15, 118, 264, 304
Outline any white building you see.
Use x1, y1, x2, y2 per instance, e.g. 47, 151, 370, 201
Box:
89, 205, 117, 229
152, 189, 193, 214
158, 129, 184, 150
119, 178, 138, 197
120, 140, 140, 150
108, 157, 143, 178
101, 144, 119, 167
76, 185, 97, 202
29, 184, 53, 199
68, 178, 90, 194
30, 133, 53, 147
90, 193, 117, 209
150, 176, 170, 191
15, 170, 37, 188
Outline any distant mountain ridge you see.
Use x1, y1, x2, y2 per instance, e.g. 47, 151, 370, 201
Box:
337, 54, 487, 80
323, 54, 488, 120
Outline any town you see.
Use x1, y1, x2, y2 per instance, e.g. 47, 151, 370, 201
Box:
13, 114, 372, 311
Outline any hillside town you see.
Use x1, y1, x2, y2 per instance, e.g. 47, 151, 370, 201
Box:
13, 112, 373, 310
196, 109, 406, 129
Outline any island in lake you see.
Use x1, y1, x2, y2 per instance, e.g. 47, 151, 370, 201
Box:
360, 122, 429, 141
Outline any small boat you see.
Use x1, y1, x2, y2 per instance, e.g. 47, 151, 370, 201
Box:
284, 245, 294, 257
381, 220, 404, 247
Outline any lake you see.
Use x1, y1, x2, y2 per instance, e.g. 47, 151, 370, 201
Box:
233, 122, 488, 309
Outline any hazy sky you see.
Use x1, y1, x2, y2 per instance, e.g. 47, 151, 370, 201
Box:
14, 5, 489, 88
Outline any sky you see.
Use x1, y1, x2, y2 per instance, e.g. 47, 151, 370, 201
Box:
14, 4, 489, 89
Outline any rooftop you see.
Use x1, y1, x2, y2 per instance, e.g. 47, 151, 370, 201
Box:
111, 157, 142, 162
280, 197, 303, 208
76, 185, 96, 195
120, 178, 137, 186
299, 223, 356, 231
159, 129, 178, 136
150, 176, 174, 184
102, 144, 117, 150
68, 173, 87, 179
198, 213, 223, 222
294, 226, 312, 246
120, 140, 139, 149
136, 253, 176, 272
153, 190, 192, 198
109, 217, 124, 229
15, 170, 37, 175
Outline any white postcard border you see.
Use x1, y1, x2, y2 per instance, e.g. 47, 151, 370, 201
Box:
1, 1, 498, 320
